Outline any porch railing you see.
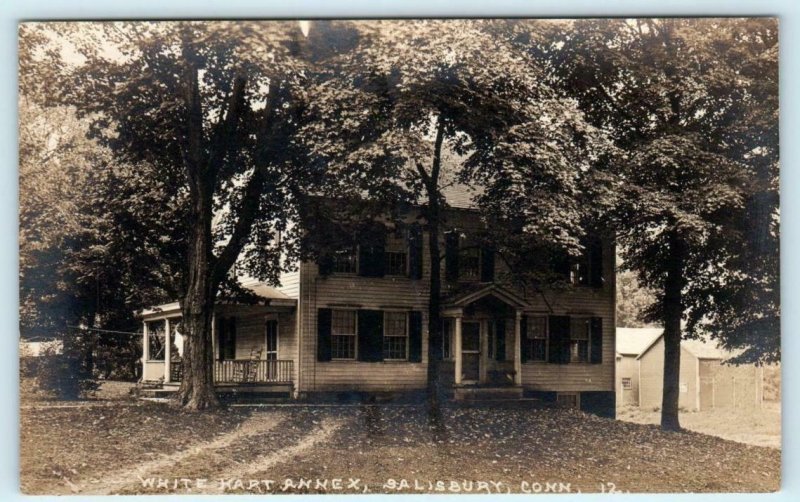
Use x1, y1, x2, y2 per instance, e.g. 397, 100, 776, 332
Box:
169, 359, 293, 384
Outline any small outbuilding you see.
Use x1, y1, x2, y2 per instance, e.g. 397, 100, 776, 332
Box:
636, 333, 765, 411
615, 327, 662, 406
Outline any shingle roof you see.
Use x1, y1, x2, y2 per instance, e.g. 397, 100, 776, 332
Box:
433, 148, 481, 210
240, 281, 292, 301
616, 327, 663, 356
681, 338, 731, 360
634, 332, 736, 361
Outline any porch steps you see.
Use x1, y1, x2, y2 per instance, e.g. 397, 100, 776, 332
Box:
139, 387, 179, 398
453, 385, 524, 402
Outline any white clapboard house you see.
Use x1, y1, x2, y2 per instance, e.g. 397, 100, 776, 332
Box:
140, 186, 617, 416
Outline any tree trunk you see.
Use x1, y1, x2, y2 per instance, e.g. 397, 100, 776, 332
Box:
426, 193, 443, 401
424, 116, 446, 431
661, 228, 685, 431
177, 204, 220, 410
176, 59, 220, 410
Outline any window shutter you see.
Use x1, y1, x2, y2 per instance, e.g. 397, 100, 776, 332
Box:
225, 317, 237, 360
480, 245, 496, 283
495, 318, 506, 361
217, 317, 226, 361
520, 316, 529, 363
316, 309, 332, 362
409, 311, 423, 362
358, 226, 386, 278
553, 251, 571, 279
357, 309, 384, 362
408, 223, 423, 280
590, 316, 603, 364
589, 239, 603, 288
445, 232, 460, 282
317, 253, 333, 276
548, 315, 571, 364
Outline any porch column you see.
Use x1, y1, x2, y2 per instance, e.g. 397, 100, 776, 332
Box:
211, 312, 217, 381
454, 314, 463, 385
514, 310, 522, 385
142, 321, 149, 366
164, 318, 171, 383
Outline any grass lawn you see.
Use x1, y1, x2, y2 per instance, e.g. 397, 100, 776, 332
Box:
20, 398, 780, 495
617, 403, 781, 449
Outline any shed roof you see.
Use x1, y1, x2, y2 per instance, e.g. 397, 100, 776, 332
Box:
616, 327, 663, 356
636, 332, 733, 361
680, 337, 732, 360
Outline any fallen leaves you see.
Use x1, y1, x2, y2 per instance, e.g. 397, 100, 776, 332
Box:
20, 401, 781, 495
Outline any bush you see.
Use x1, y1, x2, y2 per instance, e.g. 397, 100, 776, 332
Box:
28, 354, 98, 400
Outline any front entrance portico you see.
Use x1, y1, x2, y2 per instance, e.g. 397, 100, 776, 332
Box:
443, 284, 528, 389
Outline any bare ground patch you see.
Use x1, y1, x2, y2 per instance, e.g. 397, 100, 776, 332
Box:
617, 403, 781, 449
20, 402, 780, 495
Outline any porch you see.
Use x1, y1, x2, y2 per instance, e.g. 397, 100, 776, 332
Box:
168, 359, 294, 385
442, 284, 528, 397
139, 285, 297, 392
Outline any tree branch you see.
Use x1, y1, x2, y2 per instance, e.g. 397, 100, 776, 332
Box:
209, 90, 280, 287
207, 74, 248, 172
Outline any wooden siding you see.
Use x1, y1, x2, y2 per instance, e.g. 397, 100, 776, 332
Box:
277, 269, 300, 299
517, 238, 616, 393
295, 209, 616, 395
143, 361, 165, 382
616, 355, 639, 406
638, 340, 699, 410
297, 263, 429, 392
231, 311, 296, 363
698, 360, 763, 410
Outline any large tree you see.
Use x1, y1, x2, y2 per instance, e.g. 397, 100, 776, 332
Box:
304, 20, 601, 408
25, 21, 355, 409
537, 18, 779, 430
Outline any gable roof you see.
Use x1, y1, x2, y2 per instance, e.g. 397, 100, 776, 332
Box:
636, 332, 733, 361
432, 148, 481, 210
680, 338, 732, 360
616, 327, 663, 356
443, 283, 529, 309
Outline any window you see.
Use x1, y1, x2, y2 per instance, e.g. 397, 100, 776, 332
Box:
621, 377, 632, 390
385, 233, 408, 276
331, 310, 357, 359
442, 319, 453, 360
385, 251, 407, 275
570, 318, 591, 363
526, 316, 548, 362
459, 246, 480, 280
570, 258, 590, 286
332, 247, 357, 274
556, 392, 580, 409
147, 321, 166, 361
383, 311, 408, 360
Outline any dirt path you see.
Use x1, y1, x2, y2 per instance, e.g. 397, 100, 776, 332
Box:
78, 411, 285, 495
207, 417, 344, 494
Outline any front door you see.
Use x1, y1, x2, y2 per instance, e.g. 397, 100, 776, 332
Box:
265, 319, 278, 379
461, 321, 481, 383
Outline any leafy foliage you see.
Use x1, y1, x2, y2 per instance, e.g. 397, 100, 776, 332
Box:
538, 19, 779, 363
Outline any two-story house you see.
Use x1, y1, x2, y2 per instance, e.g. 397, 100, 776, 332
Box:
139, 188, 616, 417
